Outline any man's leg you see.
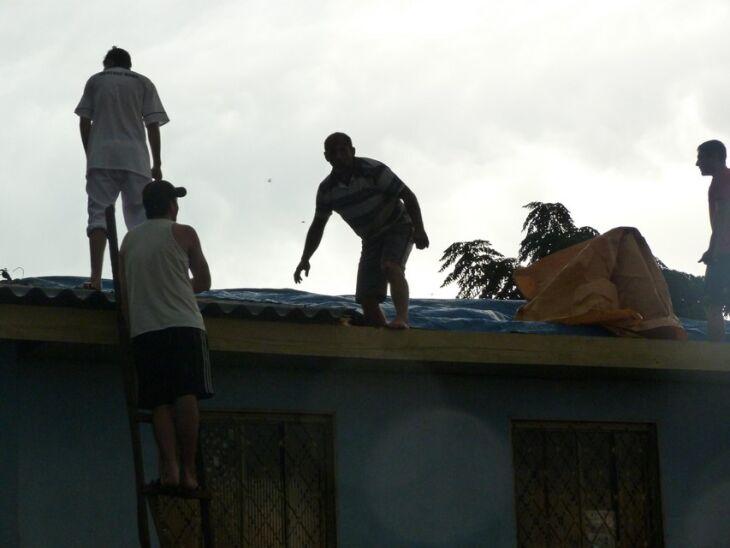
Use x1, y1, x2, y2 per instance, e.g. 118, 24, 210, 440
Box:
120, 171, 150, 230
86, 169, 120, 289
383, 261, 409, 329
152, 404, 179, 486
704, 261, 727, 342
360, 297, 387, 327
706, 304, 725, 342
357, 238, 388, 327
88, 228, 107, 290
380, 224, 414, 329
174, 394, 200, 490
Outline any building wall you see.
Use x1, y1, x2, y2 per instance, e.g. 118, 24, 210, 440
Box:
0, 341, 19, 547
2, 342, 730, 547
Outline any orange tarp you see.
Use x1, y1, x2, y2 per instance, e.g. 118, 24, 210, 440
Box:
513, 227, 687, 339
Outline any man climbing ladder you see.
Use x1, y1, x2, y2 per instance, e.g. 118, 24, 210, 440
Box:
119, 180, 213, 492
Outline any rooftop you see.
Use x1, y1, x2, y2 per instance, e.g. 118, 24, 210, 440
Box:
0, 276, 713, 338
1, 276, 728, 377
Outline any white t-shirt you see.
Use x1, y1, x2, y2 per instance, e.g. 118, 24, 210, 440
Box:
75, 67, 169, 177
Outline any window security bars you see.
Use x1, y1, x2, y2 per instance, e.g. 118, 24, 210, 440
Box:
201, 412, 337, 548
512, 421, 664, 548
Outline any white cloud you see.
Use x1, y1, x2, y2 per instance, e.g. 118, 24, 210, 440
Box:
1, 0, 728, 296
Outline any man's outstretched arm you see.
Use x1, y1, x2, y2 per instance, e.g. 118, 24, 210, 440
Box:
399, 185, 429, 249
146, 122, 162, 181
79, 117, 92, 154
294, 215, 328, 283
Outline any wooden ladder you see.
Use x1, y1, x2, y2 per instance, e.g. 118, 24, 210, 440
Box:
105, 205, 215, 548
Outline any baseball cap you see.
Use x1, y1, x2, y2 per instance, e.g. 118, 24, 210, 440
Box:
142, 180, 187, 211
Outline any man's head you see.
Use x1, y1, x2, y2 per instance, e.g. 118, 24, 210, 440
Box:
103, 46, 132, 69
324, 132, 355, 174
697, 140, 727, 176
143, 180, 187, 220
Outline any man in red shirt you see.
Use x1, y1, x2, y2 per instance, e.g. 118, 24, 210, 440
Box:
697, 139, 730, 341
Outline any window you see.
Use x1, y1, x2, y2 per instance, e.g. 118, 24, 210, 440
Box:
512, 421, 664, 548
149, 411, 337, 547
202, 411, 337, 547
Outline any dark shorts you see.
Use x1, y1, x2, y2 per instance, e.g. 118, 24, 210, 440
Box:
132, 327, 214, 410
705, 255, 730, 306
356, 222, 414, 303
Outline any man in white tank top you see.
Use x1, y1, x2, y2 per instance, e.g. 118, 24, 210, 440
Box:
120, 180, 212, 491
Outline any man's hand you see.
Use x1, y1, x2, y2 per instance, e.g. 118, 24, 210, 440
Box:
700, 250, 713, 264
413, 227, 429, 250
294, 260, 310, 283
151, 164, 162, 181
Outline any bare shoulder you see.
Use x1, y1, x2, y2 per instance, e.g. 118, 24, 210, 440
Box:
171, 223, 199, 249
398, 183, 414, 196
172, 222, 196, 235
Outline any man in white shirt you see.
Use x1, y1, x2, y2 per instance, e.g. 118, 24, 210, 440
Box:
75, 46, 169, 290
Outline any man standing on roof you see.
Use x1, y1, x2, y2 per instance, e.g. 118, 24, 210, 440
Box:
697, 139, 730, 342
120, 180, 212, 490
75, 46, 169, 290
294, 132, 429, 329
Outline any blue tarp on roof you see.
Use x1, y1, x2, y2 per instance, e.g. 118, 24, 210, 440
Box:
3, 276, 712, 340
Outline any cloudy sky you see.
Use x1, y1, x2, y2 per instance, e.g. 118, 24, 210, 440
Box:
2, 0, 729, 298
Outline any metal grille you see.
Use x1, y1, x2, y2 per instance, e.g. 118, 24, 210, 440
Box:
148, 494, 201, 547
512, 421, 664, 548
200, 411, 337, 547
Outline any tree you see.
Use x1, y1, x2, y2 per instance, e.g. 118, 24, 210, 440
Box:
439, 240, 520, 299
656, 261, 705, 319
518, 202, 599, 263
440, 202, 598, 299
440, 202, 706, 320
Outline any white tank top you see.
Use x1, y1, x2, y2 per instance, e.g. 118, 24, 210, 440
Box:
121, 219, 206, 337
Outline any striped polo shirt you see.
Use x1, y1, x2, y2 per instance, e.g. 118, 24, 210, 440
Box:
315, 157, 411, 239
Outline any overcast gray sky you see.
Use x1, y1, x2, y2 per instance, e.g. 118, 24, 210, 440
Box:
2, 0, 730, 297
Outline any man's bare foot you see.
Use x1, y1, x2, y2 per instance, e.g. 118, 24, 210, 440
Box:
180, 470, 199, 491
387, 319, 410, 330
160, 462, 180, 487
81, 280, 102, 291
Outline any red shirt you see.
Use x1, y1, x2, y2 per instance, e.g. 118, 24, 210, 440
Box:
708, 167, 730, 255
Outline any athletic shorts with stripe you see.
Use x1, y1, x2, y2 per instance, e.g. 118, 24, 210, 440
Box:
132, 326, 214, 410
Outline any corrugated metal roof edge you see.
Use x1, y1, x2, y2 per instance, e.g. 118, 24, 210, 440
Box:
0, 284, 360, 325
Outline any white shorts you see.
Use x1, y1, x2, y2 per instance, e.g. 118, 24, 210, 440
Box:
86, 169, 150, 235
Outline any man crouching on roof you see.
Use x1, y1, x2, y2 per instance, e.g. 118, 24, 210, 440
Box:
294, 132, 429, 329
120, 180, 213, 491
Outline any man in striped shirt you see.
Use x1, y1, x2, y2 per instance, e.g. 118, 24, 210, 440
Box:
294, 133, 429, 328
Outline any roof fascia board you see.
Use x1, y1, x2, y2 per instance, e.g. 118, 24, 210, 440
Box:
1, 303, 729, 373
